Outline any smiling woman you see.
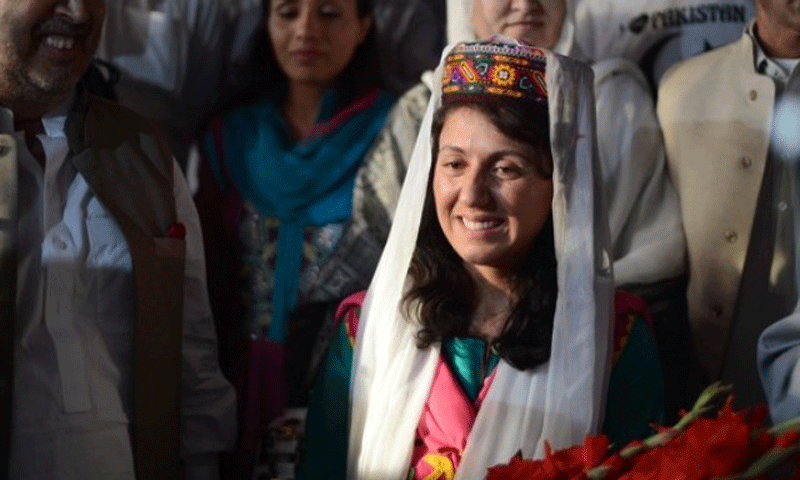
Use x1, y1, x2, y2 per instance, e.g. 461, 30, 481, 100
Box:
195, 0, 394, 475
431, 105, 553, 282
404, 100, 557, 359
298, 36, 664, 480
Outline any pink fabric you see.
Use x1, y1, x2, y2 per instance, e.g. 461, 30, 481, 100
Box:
614, 290, 653, 331
307, 89, 381, 139
334, 290, 501, 479
411, 357, 497, 479
336, 291, 366, 342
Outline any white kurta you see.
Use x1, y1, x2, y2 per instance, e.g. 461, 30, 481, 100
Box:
8, 100, 236, 480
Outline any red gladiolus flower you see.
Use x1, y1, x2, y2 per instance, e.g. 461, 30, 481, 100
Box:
487, 436, 609, 480
619, 398, 772, 480
775, 430, 800, 449
484, 385, 800, 480
486, 452, 545, 480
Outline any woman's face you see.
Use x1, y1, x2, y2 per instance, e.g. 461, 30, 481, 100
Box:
433, 106, 553, 278
267, 0, 371, 88
471, 0, 566, 50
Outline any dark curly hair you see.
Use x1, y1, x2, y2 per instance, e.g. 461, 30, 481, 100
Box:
228, 0, 383, 110
403, 100, 557, 371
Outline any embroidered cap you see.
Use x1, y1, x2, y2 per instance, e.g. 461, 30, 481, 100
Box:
442, 36, 548, 110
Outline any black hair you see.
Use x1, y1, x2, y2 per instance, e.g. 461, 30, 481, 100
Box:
403, 100, 557, 371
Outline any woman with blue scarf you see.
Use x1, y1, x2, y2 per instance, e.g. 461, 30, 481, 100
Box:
194, 0, 393, 474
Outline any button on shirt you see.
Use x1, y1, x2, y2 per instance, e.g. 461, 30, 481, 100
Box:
8, 99, 236, 479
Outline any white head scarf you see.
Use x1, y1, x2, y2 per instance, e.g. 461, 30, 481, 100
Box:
348, 37, 614, 480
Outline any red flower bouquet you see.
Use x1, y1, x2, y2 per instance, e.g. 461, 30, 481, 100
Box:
486, 383, 800, 480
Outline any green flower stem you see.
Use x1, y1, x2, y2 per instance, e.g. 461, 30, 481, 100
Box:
769, 414, 800, 437
620, 382, 733, 457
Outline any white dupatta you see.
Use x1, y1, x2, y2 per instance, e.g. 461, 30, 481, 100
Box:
348, 40, 614, 480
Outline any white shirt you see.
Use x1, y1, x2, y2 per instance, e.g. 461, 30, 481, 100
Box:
95, 0, 226, 131
574, 0, 754, 88
95, 0, 265, 190
8, 98, 236, 479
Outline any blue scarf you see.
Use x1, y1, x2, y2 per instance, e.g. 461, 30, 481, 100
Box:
205, 89, 393, 342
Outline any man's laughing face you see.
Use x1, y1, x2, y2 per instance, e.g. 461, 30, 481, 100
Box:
0, 0, 105, 108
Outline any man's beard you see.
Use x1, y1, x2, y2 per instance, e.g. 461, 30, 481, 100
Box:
0, 41, 88, 111
0, 17, 94, 108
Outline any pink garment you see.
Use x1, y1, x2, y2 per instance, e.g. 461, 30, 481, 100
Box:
334, 291, 500, 479
411, 357, 497, 479
336, 291, 365, 345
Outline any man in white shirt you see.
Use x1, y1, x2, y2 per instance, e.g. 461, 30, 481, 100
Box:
658, 0, 800, 409
0, 1, 236, 479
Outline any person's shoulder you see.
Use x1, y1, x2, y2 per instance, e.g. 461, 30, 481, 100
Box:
592, 57, 648, 89
81, 94, 173, 167
399, 81, 432, 104
379, 81, 431, 145
657, 36, 746, 121
390, 82, 432, 122
86, 93, 157, 131
591, 57, 652, 103
335, 291, 367, 347
659, 37, 744, 93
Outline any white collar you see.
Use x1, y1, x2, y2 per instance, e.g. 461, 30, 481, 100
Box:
748, 20, 800, 84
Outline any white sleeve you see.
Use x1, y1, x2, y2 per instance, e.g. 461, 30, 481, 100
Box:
172, 161, 237, 466
593, 59, 686, 286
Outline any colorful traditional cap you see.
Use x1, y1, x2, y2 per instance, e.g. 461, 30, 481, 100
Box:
442, 35, 548, 110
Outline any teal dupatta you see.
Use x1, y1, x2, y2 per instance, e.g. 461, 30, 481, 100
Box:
204, 89, 393, 342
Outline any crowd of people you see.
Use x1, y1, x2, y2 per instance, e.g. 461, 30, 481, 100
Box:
3, 0, 800, 479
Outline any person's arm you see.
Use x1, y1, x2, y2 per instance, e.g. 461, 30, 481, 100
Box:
593, 60, 685, 287
174, 160, 238, 480
193, 125, 244, 384
758, 307, 800, 424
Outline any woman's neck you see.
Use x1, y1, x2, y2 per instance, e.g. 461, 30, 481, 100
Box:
468, 266, 516, 342
282, 82, 328, 142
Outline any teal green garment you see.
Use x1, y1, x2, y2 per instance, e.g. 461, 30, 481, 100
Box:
298, 315, 664, 479
603, 317, 666, 449
297, 325, 353, 480
441, 337, 500, 403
